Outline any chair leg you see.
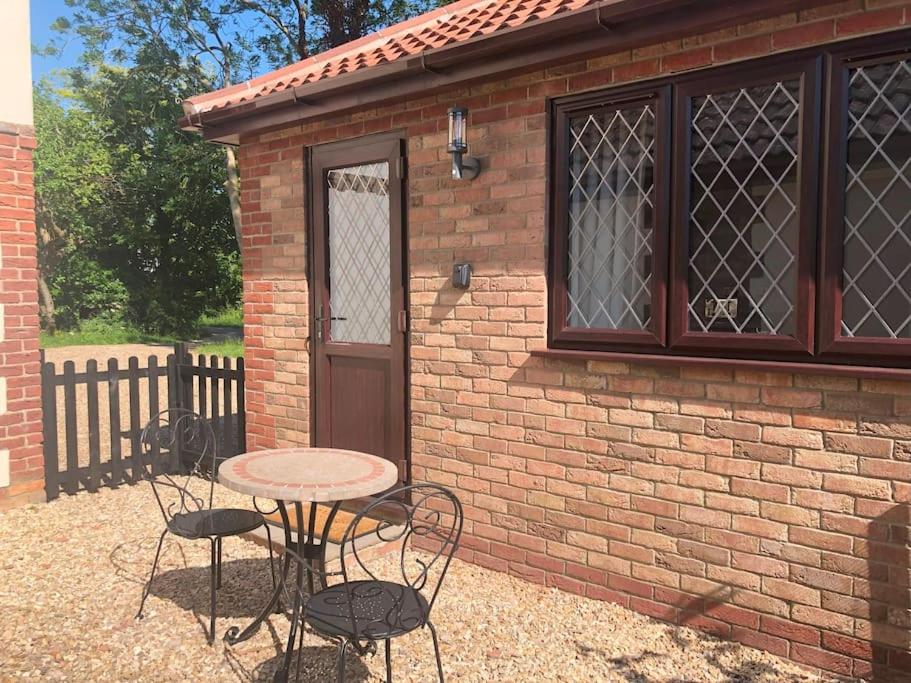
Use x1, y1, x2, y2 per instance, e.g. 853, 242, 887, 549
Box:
427, 621, 444, 683
336, 639, 350, 683
216, 537, 223, 589
294, 611, 306, 682
208, 538, 217, 644
385, 638, 392, 683
136, 529, 168, 620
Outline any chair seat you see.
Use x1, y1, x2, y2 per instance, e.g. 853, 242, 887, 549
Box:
168, 508, 264, 538
304, 580, 429, 640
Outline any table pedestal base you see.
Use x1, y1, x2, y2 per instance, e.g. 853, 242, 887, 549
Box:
224, 500, 343, 682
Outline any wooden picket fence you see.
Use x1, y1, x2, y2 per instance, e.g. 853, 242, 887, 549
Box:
41, 343, 245, 500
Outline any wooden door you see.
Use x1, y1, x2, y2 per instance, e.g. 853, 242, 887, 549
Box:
309, 133, 408, 484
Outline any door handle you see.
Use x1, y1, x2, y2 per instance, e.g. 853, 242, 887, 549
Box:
315, 304, 346, 342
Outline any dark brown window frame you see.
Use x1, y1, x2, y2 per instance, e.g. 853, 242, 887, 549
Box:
818, 34, 911, 365
546, 30, 911, 371
669, 55, 821, 358
549, 83, 671, 352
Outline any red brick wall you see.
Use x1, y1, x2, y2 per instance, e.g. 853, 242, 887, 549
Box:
0, 122, 42, 510
237, 3, 911, 678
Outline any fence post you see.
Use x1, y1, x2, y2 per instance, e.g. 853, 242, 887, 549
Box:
85, 359, 101, 491
127, 357, 141, 483
62, 361, 79, 494
223, 357, 234, 457
108, 358, 123, 486
167, 351, 184, 472
41, 359, 59, 500
147, 356, 161, 475
171, 342, 182, 412
172, 342, 193, 414
237, 356, 246, 454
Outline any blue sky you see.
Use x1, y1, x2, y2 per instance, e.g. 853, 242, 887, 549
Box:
31, 0, 82, 83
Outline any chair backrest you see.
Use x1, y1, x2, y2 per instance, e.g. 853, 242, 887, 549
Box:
138, 408, 219, 526
337, 484, 463, 640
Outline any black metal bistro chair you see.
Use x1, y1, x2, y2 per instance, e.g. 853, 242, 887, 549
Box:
135, 408, 277, 643
299, 483, 463, 683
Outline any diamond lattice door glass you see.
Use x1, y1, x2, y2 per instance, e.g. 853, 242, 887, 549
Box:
687, 78, 801, 336
327, 162, 391, 345
841, 58, 911, 339
566, 102, 656, 330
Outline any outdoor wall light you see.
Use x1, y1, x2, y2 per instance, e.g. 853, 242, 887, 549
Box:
447, 106, 480, 180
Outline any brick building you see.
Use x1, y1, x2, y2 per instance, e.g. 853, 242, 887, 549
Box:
0, 0, 43, 510
184, 1, 911, 678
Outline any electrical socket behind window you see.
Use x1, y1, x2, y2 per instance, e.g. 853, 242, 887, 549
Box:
705, 297, 738, 320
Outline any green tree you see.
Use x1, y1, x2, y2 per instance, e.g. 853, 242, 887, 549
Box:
50, 0, 445, 246
33, 88, 122, 331
82, 49, 240, 334
34, 47, 240, 334
38, 0, 445, 334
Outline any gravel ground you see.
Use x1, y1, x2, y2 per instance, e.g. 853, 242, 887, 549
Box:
0, 485, 845, 682
41, 343, 176, 372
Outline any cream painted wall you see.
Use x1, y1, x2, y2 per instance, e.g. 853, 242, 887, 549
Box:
0, 0, 33, 126
0, 0, 30, 493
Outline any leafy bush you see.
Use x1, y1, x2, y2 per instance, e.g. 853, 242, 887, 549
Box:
47, 250, 130, 330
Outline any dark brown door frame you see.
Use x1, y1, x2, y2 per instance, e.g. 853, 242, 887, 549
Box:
306, 131, 410, 485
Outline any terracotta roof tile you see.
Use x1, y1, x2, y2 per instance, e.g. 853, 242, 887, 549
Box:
185, 0, 604, 115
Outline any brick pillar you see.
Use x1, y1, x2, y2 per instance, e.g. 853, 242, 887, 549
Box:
0, 122, 43, 509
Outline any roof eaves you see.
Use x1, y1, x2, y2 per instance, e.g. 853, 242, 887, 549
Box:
182, 0, 498, 115
183, 0, 843, 141
180, 0, 641, 123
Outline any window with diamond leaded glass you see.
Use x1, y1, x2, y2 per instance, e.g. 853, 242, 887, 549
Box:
550, 87, 668, 348
672, 58, 819, 353
841, 59, 911, 339
327, 162, 391, 345
686, 79, 800, 335
549, 39, 911, 370
819, 44, 911, 362
567, 102, 655, 329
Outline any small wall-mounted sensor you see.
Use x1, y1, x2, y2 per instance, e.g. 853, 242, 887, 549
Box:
452, 263, 472, 289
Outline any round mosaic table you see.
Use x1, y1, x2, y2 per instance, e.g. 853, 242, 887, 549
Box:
219, 447, 399, 682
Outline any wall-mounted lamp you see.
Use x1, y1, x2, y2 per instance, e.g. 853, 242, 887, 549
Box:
447, 106, 480, 180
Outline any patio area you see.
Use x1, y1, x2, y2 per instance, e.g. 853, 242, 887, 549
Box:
1, 484, 840, 682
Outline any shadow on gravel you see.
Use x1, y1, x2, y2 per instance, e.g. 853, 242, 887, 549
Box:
578, 638, 781, 683
249, 645, 371, 683
149, 558, 279, 619
145, 557, 372, 681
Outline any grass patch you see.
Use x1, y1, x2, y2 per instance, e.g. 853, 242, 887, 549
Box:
194, 339, 244, 358
40, 318, 179, 348
199, 306, 243, 328
42, 306, 245, 349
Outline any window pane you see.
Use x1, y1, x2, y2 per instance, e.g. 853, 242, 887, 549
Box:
566, 103, 655, 330
327, 162, 390, 345
842, 59, 911, 339
687, 79, 801, 335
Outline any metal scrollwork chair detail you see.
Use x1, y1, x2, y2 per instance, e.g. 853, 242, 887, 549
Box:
301, 484, 463, 683
135, 408, 277, 643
